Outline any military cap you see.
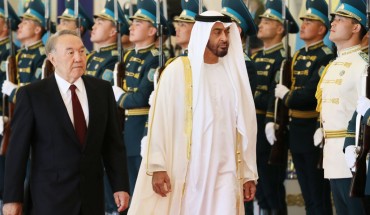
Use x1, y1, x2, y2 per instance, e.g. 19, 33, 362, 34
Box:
130, 0, 168, 31
330, 0, 366, 29
20, 0, 46, 28
94, 0, 130, 35
174, 0, 206, 23
0, 1, 21, 31
221, 0, 257, 36
300, 0, 329, 28
259, 0, 299, 33
58, 0, 93, 30
123, 2, 137, 25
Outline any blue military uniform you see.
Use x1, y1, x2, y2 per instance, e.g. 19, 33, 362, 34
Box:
252, 42, 287, 213
0, 0, 20, 202
221, 0, 258, 94
86, 0, 129, 84
57, 0, 93, 36
252, 0, 298, 213
9, 0, 47, 103
117, 0, 166, 196
277, 1, 335, 214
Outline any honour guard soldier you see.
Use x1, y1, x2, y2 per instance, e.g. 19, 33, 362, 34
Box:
344, 97, 370, 214
221, 0, 258, 94
0, 0, 19, 206
122, 2, 137, 50
315, 0, 368, 214
251, 0, 298, 214
173, 0, 204, 57
1, 0, 47, 103
57, 0, 93, 36
112, 0, 167, 195
273, 0, 334, 214
86, 0, 129, 84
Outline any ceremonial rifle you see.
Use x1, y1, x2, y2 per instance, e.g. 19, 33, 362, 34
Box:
75, 0, 81, 37
162, 0, 174, 58
268, 0, 291, 165
153, 0, 164, 87
0, 0, 17, 155
349, 0, 370, 197
317, 0, 332, 170
112, 0, 126, 130
41, 0, 54, 79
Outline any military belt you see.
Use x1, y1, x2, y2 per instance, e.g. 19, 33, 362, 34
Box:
289, 109, 319, 119
256, 109, 266, 115
324, 130, 347, 139
125, 108, 150, 116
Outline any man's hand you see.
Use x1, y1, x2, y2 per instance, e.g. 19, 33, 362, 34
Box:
112, 86, 125, 102
275, 84, 289, 99
152, 171, 171, 197
3, 203, 22, 215
113, 191, 130, 212
243, 181, 256, 202
2, 80, 17, 96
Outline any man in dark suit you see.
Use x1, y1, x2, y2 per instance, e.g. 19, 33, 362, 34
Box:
2, 30, 130, 215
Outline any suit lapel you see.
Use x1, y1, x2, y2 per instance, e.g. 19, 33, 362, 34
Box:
46, 75, 80, 148
82, 76, 99, 151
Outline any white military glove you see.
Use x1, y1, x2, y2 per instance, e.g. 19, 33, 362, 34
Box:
275, 84, 289, 99
265, 122, 276, 145
0, 116, 3, 135
112, 86, 125, 102
356, 96, 370, 116
313, 128, 324, 147
140, 136, 148, 158
148, 91, 155, 106
344, 145, 357, 169
2, 80, 17, 96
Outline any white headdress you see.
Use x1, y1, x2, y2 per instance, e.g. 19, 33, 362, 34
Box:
188, 10, 257, 140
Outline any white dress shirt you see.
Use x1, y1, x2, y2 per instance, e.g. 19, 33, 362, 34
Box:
54, 73, 89, 127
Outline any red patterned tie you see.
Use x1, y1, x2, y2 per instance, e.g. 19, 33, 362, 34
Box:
70, 85, 87, 146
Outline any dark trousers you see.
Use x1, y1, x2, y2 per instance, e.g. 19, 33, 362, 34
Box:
256, 152, 287, 210
292, 151, 332, 215
127, 155, 142, 195
330, 178, 365, 215
244, 200, 254, 215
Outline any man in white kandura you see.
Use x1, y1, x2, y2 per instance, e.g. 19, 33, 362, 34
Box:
128, 10, 258, 215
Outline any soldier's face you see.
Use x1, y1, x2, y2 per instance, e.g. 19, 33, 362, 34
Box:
17, 18, 40, 42
57, 18, 78, 32
129, 19, 156, 45
175, 21, 194, 49
329, 15, 360, 44
91, 18, 116, 44
49, 34, 86, 83
205, 22, 230, 58
257, 18, 283, 41
300, 19, 326, 43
